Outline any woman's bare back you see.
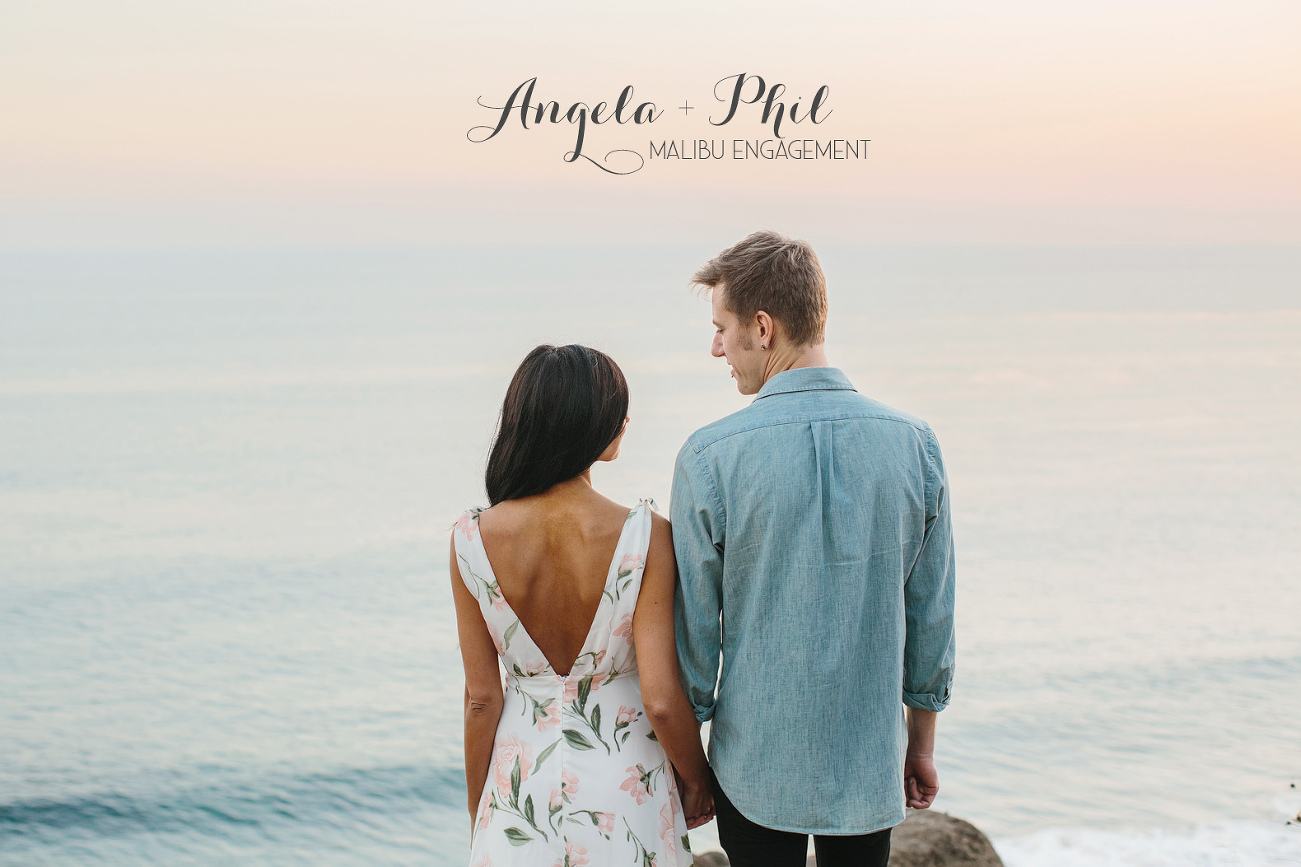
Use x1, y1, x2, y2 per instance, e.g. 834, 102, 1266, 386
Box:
474, 490, 633, 675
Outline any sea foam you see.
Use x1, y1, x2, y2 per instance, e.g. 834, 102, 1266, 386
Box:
996, 821, 1300, 867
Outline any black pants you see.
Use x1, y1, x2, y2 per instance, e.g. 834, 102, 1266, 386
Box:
711, 769, 892, 867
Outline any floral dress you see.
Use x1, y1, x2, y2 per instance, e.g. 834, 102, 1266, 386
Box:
453, 498, 694, 867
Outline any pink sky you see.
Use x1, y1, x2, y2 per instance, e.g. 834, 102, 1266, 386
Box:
1, 1, 1298, 246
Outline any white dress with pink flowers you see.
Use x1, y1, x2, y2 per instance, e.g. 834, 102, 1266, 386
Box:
453, 498, 694, 867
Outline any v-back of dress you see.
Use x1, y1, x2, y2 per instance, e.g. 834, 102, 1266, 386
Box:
453, 498, 693, 867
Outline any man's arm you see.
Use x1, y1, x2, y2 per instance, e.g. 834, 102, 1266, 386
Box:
902, 428, 955, 808
670, 442, 725, 723
903, 427, 956, 713
904, 708, 939, 808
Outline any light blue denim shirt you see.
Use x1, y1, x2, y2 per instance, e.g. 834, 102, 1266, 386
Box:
670, 366, 955, 834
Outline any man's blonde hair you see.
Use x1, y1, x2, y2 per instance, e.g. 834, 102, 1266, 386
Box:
691, 230, 828, 347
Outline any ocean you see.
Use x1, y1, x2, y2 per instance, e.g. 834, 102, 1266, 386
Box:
2, 245, 1298, 865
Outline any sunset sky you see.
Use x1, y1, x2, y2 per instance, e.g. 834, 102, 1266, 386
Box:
2, 0, 1298, 246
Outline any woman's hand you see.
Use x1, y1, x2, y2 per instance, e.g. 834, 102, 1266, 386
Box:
678, 769, 715, 829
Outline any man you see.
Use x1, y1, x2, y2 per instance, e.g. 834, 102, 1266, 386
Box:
670, 231, 956, 867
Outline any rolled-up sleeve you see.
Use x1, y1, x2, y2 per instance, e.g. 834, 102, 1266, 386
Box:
902, 427, 956, 712
670, 441, 725, 723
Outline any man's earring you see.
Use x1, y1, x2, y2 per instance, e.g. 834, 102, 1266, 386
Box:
760, 344, 766, 350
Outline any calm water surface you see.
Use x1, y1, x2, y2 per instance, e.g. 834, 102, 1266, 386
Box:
2, 246, 1299, 864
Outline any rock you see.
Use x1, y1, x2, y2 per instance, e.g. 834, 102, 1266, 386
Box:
694, 810, 1002, 867
692, 853, 729, 867
885, 809, 1003, 867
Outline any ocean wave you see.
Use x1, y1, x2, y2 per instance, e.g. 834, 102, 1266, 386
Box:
0, 764, 465, 841
995, 821, 1301, 866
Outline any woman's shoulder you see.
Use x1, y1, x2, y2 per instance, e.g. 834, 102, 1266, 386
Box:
647, 504, 670, 532
643, 502, 675, 570
450, 506, 485, 547
460, 494, 657, 539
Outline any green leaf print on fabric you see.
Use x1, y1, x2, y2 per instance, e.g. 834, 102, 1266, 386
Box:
620, 761, 665, 805
563, 729, 596, 750
564, 676, 612, 753
487, 788, 550, 842
577, 675, 593, 709
613, 705, 643, 753
566, 809, 615, 840
526, 693, 558, 730
456, 550, 508, 613
614, 551, 644, 600
533, 740, 559, 771
624, 818, 659, 867
464, 499, 689, 866
548, 792, 565, 834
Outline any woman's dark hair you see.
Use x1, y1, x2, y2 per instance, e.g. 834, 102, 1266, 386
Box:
485, 344, 629, 505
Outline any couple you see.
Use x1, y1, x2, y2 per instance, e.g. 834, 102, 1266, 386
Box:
450, 231, 956, 867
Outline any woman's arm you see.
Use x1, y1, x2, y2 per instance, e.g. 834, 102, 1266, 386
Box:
450, 534, 505, 820
634, 513, 714, 827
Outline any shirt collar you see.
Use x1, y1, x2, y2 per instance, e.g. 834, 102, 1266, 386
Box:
753, 366, 858, 401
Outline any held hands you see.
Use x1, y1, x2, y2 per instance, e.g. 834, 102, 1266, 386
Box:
903, 752, 939, 810
674, 767, 716, 829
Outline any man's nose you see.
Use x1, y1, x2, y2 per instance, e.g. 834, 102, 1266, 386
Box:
711, 335, 725, 357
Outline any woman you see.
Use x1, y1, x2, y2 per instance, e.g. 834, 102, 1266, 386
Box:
450, 344, 714, 866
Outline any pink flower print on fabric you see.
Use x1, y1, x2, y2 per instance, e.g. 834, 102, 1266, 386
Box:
621, 764, 652, 805
473, 783, 494, 834
536, 700, 560, 732
659, 802, 679, 856
564, 675, 599, 705
561, 769, 579, 803
463, 497, 687, 865
491, 734, 533, 794
484, 619, 505, 654
553, 842, 589, 867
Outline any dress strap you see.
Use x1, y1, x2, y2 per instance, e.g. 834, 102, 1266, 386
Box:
608, 499, 654, 617
450, 507, 519, 655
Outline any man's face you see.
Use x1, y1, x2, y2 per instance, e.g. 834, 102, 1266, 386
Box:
711, 287, 764, 395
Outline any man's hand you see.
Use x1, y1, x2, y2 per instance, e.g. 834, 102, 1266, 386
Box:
903, 752, 939, 809
903, 706, 939, 808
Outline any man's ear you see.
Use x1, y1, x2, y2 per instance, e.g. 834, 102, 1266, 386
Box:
755, 310, 775, 345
